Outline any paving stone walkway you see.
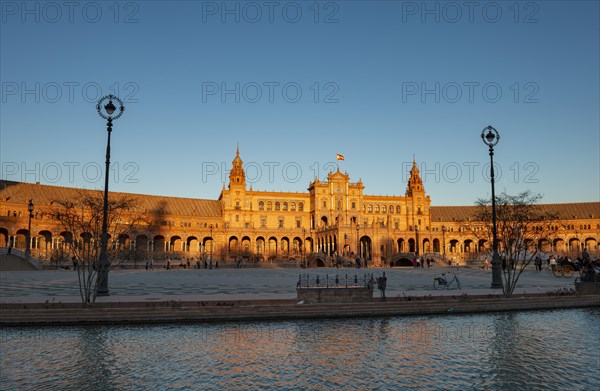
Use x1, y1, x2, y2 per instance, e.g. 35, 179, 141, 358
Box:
0, 266, 578, 304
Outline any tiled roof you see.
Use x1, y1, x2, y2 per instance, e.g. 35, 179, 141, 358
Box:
2, 180, 597, 221
0, 181, 222, 218
430, 206, 479, 222
431, 202, 600, 222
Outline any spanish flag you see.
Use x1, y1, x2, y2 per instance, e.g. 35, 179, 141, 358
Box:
336, 154, 345, 161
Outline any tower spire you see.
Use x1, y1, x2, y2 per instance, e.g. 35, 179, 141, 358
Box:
406, 157, 424, 196
229, 145, 246, 189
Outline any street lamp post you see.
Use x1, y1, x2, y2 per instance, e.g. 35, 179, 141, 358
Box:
415, 225, 420, 256
481, 125, 503, 289
441, 225, 447, 257
209, 225, 214, 270
25, 199, 34, 257
356, 224, 360, 258
96, 95, 125, 296
302, 228, 306, 268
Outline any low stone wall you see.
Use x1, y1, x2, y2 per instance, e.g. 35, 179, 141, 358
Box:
297, 287, 374, 303
575, 281, 600, 295
1, 294, 599, 326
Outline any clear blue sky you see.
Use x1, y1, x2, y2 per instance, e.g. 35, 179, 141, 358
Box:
1, 1, 599, 206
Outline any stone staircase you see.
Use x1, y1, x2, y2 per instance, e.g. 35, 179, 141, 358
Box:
0, 253, 38, 271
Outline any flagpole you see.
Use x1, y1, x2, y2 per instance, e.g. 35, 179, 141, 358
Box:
336, 154, 344, 170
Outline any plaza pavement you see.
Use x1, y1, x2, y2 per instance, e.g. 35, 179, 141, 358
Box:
0, 265, 579, 304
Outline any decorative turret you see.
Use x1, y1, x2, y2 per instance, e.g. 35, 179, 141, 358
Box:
229, 146, 246, 190
406, 158, 425, 197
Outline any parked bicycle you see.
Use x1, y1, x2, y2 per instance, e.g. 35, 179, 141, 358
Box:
433, 272, 461, 290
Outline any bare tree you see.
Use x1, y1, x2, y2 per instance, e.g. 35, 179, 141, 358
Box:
470, 191, 559, 297
47, 191, 145, 305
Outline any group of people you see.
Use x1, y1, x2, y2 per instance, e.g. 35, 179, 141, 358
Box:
144, 257, 219, 270
545, 254, 574, 272
412, 257, 435, 268
535, 249, 598, 274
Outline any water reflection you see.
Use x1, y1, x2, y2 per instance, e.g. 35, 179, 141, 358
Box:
1, 309, 599, 390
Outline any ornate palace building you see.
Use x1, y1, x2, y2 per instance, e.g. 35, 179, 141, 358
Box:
1, 149, 599, 267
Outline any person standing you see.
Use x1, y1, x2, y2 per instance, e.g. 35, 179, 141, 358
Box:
376, 272, 387, 301
534, 255, 542, 271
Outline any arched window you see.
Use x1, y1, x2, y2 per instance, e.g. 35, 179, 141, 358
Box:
396, 206, 401, 214
291, 202, 296, 211
375, 205, 380, 213
275, 202, 281, 211
298, 202, 304, 211
382, 205, 387, 213
368, 205, 373, 213
389, 206, 394, 214
258, 201, 264, 211
283, 202, 288, 211
267, 202, 272, 211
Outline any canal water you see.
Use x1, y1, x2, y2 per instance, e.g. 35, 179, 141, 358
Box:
2, 308, 599, 390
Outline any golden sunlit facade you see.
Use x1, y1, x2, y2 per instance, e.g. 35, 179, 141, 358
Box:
1, 149, 599, 267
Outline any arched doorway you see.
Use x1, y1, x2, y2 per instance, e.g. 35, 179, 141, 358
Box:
255, 237, 265, 261
320, 216, 328, 227
359, 236, 372, 260
292, 237, 302, 256
397, 238, 405, 253
423, 238, 431, 253
228, 236, 239, 258
268, 236, 278, 260
408, 238, 415, 253
390, 256, 414, 267
37, 230, 52, 258
281, 237, 290, 257
463, 239, 473, 254
241, 236, 251, 253
15, 229, 29, 250
187, 236, 199, 253
153, 235, 165, 253
0, 228, 8, 247
432, 238, 440, 253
